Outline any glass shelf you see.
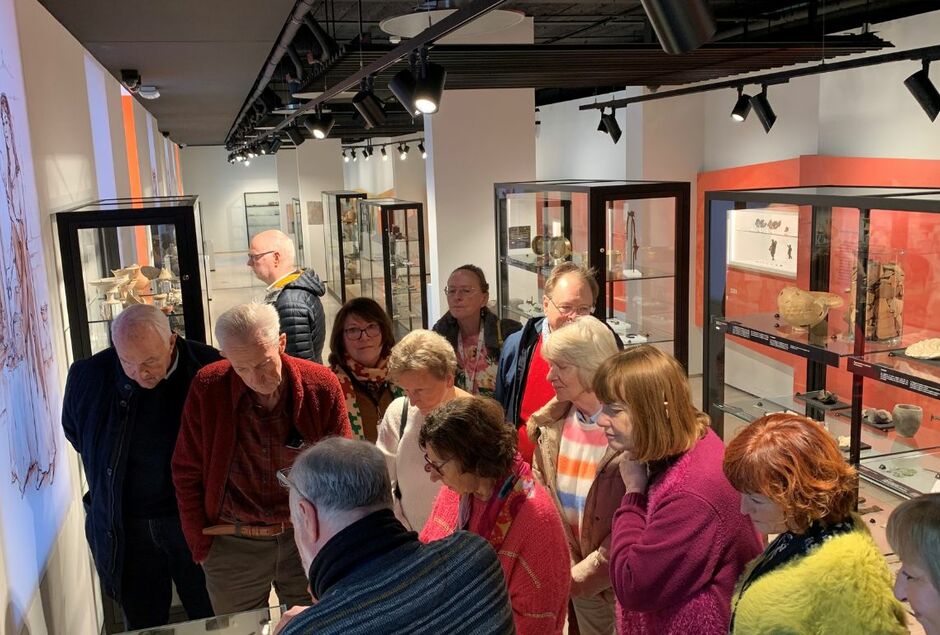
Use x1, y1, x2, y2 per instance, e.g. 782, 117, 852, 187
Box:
847, 351, 940, 400
713, 313, 931, 367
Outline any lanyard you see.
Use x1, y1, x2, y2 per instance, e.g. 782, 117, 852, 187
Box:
457, 325, 486, 394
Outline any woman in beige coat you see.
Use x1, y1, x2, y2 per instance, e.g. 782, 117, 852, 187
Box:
527, 316, 622, 635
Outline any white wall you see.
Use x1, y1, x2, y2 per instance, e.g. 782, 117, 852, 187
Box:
180, 146, 279, 254
343, 145, 395, 196
297, 138, 345, 278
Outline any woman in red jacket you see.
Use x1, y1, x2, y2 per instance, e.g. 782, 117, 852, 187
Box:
419, 395, 570, 635
593, 346, 761, 635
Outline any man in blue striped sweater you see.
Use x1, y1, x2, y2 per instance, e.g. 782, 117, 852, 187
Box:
274, 437, 515, 635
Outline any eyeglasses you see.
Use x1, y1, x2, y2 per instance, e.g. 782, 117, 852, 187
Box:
546, 296, 594, 317
344, 323, 381, 340
246, 250, 275, 264
423, 452, 450, 476
276, 467, 301, 493
444, 286, 478, 297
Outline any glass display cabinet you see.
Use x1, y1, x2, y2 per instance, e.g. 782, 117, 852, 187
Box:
287, 196, 305, 268
357, 198, 428, 339
118, 605, 283, 635
244, 190, 280, 244
322, 190, 367, 303
53, 196, 209, 361
495, 180, 690, 366
704, 186, 940, 500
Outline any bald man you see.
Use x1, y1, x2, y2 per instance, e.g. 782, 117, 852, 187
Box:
62, 305, 220, 630
248, 229, 326, 363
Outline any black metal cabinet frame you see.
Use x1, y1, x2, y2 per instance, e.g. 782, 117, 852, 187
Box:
322, 190, 367, 303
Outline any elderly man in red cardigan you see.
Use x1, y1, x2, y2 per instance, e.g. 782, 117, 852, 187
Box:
172, 302, 351, 615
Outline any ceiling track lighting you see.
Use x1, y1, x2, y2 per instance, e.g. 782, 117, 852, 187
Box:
418, 141, 427, 159
731, 86, 751, 122
905, 59, 940, 122
640, 0, 716, 54
750, 85, 777, 133
597, 107, 622, 144
399, 144, 409, 160
381, 146, 389, 161
413, 47, 447, 115
304, 106, 335, 140
353, 76, 387, 130
389, 50, 421, 116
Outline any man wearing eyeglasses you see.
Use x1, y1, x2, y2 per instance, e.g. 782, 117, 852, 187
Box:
172, 303, 351, 617
271, 437, 514, 635
247, 229, 326, 364
62, 305, 219, 630
496, 262, 601, 461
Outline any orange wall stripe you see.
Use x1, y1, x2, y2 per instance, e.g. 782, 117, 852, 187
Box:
174, 143, 184, 195
121, 94, 150, 264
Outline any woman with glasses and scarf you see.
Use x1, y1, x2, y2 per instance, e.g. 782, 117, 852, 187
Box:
432, 265, 520, 399
419, 395, 570, 635
527, 316, 621, 634
328, 298, 402, 443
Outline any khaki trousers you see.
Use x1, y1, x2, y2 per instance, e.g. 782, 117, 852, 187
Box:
201, 529, 310, 616
571, 593, 616, 635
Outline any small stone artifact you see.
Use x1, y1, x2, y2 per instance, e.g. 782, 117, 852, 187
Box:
776, 286, 844, 330
892, 404, 923, 437
905, 338, 940, 359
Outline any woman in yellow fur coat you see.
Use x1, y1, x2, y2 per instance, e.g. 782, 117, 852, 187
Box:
722, 413, 908, 634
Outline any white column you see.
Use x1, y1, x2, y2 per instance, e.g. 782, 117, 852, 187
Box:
296, 139, 344, 277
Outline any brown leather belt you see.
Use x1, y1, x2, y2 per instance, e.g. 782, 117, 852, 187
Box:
202, 522, 290, 538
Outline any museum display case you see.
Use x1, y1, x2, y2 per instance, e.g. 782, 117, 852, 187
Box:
287, 196, 305, 268
244, 190, 280, 244
495, 179, 690, 366
703, 186, 940, 499
53, 196, 209, 361
357, 198, 428, 339
322, 190, 367, 303
118, 605, 283, 635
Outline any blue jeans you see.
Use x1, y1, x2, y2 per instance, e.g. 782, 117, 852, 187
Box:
120, 516, 214, 630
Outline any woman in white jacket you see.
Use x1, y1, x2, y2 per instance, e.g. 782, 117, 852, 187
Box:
377, 329, 470, 532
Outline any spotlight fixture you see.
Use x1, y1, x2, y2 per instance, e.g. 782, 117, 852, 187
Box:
640, 0, 716, 54
352, 76, 387, 129
904, 59, 940, 122
750, 85, 777, 133
381, 146, 389, 161
284, 126, 305, 146
418, 141, 427, 159
304, 109, 335, 140
731, 86, 751, 122
399, 144, 409, 160
414, 48, 447, 114
389, 67, 420, 116
343, 150, 350, 163
598, 108, 622, 144
352, 150, 358, 162
138, 85, 160, 100
364, 147, 373, 162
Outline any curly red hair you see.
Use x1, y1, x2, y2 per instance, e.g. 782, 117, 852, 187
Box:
723, 413, 857, 533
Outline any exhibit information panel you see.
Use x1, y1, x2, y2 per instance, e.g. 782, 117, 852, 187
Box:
704, 186, 940, 499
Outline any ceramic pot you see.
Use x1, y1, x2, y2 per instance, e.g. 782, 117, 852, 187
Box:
892, 404, 923, 437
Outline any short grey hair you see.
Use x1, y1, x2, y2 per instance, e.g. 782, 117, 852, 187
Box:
292, 437, 392, 514
388, 329, 457, 381
543, 315, 619, 388
111, 304, 172, 343
215, 302, 281, 350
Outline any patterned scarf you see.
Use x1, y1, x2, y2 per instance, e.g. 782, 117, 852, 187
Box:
332, 355, 399, 440
458, 452, 535, 552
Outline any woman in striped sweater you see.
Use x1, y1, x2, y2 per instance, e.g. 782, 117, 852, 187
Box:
527, 316, 622, 635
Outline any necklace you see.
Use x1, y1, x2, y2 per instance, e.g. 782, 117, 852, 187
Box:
457, 324, 485, 394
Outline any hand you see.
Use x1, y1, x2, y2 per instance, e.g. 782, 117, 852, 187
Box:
619, 458, 648, 494
273, 606, 307, 635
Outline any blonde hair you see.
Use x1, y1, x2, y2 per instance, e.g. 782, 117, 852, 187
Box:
593, 345, 707, 462
388, 329, 457, 381
543, 261, 598, 302
215, 302, 281, 350
542, 315, 618, 388
887, 494, 940, 591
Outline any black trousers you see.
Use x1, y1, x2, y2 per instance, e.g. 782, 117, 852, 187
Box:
119, 516, 214, 630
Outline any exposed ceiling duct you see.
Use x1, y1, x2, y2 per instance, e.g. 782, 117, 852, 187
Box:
640, 0, 716, 54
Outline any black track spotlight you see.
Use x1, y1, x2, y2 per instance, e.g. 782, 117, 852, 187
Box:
640, 0, 716, 54
598, 108, 622, 144
352, 77, 387, 129
352, 150, 358, 162
750, 85, 777, 133
304, 110, 335, 140
285, 126, 305, 146
905, 59, 940, 122
414, 48, 447, 114
389, 67, 420, 116
418, 141, 427, 159
364, 147, 373, 162
399, 144, 409, 160
597, 108, 607, 133
731, 86, 751, 122
381, 146, 388, 161
342, 150, 350, 163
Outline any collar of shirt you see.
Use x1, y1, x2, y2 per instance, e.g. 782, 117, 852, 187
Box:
164, 347, 180, 380
575, 405, 603, 426
266, 269, 302, 293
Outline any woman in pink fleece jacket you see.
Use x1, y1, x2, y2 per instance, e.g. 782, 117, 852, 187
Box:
418, 395, 570, 635
592, 346, 762, 635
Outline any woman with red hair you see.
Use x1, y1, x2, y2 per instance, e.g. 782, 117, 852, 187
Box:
723, 413, 908, 633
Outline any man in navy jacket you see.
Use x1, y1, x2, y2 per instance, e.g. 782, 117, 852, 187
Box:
62, 304, 218, 630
